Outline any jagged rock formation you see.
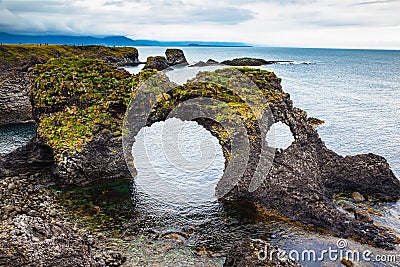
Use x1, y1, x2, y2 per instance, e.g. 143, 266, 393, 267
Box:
189, 59, 221, 67
222, 57, 293, 66
0, 171, 127, 267
165, 48, 188, 66
0, 215, 93, 266
143, 56, 170, 71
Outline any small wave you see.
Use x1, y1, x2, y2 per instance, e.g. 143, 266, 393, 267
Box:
276, 61, 316, 65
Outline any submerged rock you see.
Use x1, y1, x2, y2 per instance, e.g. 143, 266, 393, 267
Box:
165, 48, 188, 66
352, 192, 365, 203
224, 239, 302, 267
143, 56, 170, 71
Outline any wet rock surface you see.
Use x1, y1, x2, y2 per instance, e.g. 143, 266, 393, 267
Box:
165, 48, 188, 66
224, 239, 302, 267
0, 173, 128, 266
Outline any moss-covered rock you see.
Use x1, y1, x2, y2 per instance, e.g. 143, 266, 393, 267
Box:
0, 45, 140, 125
31, 57, 155, 183
0, 44, 139, 71
143, 56, 170, 71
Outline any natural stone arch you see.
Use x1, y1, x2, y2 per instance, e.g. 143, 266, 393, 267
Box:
4, 56, 399, 250
122, 67, 400, 249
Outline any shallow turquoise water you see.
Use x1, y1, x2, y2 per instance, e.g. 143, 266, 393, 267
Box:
0, 123, 36, 154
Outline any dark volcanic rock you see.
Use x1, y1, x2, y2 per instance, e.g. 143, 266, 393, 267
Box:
189, 59, 221, 67
0, 171, 127, 267
103, 51, 140, 66
0, 215, 92, 267
142, 68, 400, 249
55, 129, 130, 185
0, 139, 54, 179
143, 56, 170, 71
224, 239, 302, 267
165, 48, 188, 66
0, 72, 33, 125
207, 59, 219, 64
189, 61, 209, 67
222, 57, 269, 66
221, 57, 294, 66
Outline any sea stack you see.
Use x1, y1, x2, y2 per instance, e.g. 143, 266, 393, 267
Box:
143, 56, 170, 71
165, 48, 188, 66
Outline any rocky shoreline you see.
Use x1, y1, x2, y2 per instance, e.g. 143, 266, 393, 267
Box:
1, 45, 400, 266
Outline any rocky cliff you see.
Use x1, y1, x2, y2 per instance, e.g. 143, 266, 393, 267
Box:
165, 48, 188, 65
0, 45, 140, 125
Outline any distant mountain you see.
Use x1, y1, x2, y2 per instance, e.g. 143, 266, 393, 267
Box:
0, 32, 252, 47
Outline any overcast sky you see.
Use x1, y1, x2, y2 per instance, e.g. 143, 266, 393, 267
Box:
0, 0, 399, 49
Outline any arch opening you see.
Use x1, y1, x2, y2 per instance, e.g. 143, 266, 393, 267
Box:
132, 117, 225, 210
266, 122, 295, 150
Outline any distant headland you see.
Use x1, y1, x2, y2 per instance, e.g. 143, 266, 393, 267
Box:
0, 32, 252, 47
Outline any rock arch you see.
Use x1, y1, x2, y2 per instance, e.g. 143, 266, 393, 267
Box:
2, 58, 399, 249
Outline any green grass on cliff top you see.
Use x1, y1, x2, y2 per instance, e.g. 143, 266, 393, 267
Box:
0, 44, 138, 70
33, 57, 154, 157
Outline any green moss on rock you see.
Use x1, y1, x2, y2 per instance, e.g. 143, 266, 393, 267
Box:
33, 61, 283, 162
33, 57, 155, 159
0, 44, 139, 70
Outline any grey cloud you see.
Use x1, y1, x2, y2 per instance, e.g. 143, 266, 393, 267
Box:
1, 0, 80, 14
103, 0, 125, 7
187, 7, 254, 24
354, 0, 399, 5
0, 0, 254, 34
